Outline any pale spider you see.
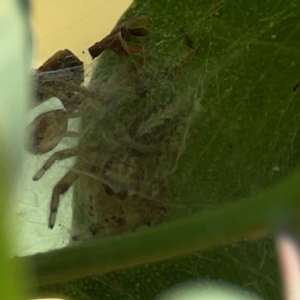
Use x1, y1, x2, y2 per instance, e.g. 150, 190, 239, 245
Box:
28, 16, 198, 240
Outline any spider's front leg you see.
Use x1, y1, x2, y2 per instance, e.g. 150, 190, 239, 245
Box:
32, 146, 80, 227
33, 143, 99, 228
26, 109, 79, 154
33, 147, 79, 180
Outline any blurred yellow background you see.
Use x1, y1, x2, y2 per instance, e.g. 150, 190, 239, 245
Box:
30, 0, 132, 67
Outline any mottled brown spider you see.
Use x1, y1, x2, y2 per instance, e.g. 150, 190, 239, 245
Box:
29, 15, 198, 240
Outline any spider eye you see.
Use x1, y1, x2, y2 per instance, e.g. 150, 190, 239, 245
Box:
36, 131, 43, 139
103, 184, 114, 196
116, 190, 128, 201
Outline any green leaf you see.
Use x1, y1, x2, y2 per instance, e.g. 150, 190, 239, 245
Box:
0, 1, 32, 299
26, 0, 300, 299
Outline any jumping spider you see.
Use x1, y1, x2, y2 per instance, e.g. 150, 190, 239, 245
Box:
28, 16, 198, 240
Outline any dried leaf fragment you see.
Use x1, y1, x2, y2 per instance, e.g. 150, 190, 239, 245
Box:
88, 15, 152, 59
37, 49, 83, 73
34, 49, 84, 105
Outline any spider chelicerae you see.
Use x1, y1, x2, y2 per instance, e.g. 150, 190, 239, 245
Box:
27, 15, 199, 240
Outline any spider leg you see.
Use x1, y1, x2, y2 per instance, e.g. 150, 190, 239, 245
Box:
33, 147, 79, 181
49, 166, 80, 228
64, 131, 79, 138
